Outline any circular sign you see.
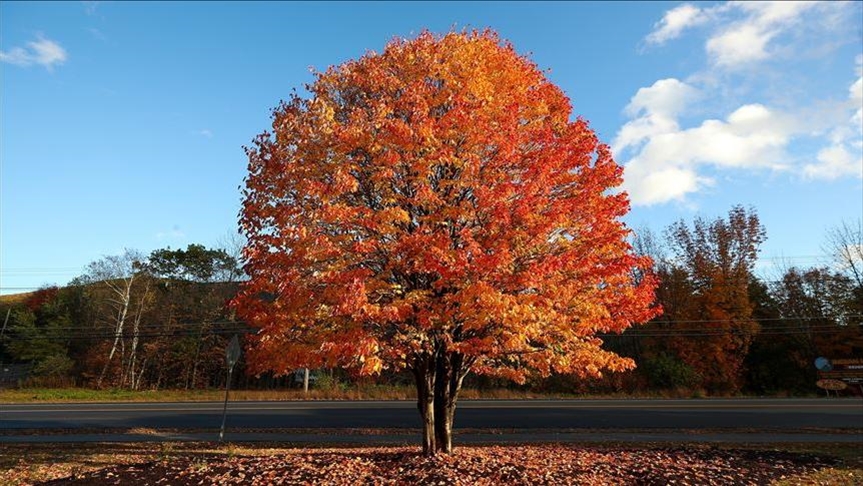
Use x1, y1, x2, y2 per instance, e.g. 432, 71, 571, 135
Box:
816, 379, 847, 391
814, 357, 833, 372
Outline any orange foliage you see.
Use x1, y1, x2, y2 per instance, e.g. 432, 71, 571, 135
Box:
234, 30, 659, 384
659, 206, 766, 393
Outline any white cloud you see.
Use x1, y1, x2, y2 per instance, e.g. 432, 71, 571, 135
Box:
645, 1, 846, 69
803, 66, 863, 181
618, 102, 800, 205
730, 1, 817, 26
706, 22, 774, 67
613, 78, 700, 156
625, 78, 700, 119
645, 4, 709, 46
852, 55, 863, 124
621, 64, 863, 202
0, 35, 67, 70
198, 129, 214, 138
625, 1, 862, 205
706, 2, 821, 68
805, 145, 863, 180
641, 105, 794, 171
614, 77, 801, 205
613, 115, 679, 158
621, 164, 707, 206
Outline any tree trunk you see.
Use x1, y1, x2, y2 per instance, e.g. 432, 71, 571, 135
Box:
98, 278, 133, 388
433, 354, 453, 453
303, 367, 310, 395
189, 324, 207, 389
413, 358, 436, 456
126, 280, 150, 390
135, 357, 148, 390
155, 363, 163, 390
126, 322, 139, 389
434, 353, 467, 453
190, 346, 200, 389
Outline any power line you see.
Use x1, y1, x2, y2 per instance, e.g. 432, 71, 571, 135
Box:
0, 287, 51, 291
0, 270, 78, 272
609, 328, 862, 338
6, 314, 863, 334
2, 329, 253, 342
3, 327, 859, 342
756, 255, 833, 261
0, 252, 849, 275
5, 320, 246, 331
0, 269, 81, 274
6, 322, 863, 337
1, 321, 860, 342
641, 315, 863, 325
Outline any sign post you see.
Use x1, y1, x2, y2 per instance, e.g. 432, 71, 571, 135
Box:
220, 335, 241, 442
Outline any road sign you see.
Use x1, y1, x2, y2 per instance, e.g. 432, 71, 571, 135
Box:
226, 335, 241, 370
814, 357, 832, 372
815, 357, 863, 385
816, 379, 848, 391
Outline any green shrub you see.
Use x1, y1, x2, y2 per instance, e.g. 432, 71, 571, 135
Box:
33, 354, 75, 378
642, 353, 701, 389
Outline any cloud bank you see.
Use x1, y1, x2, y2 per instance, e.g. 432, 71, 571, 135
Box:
618, 1, 862, 206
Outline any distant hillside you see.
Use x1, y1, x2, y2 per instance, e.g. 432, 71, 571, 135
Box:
0, 279, 240, 309
0, 292, 34, 306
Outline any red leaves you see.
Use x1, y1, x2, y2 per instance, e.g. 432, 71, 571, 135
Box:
32, 446, 838, 485
234, 29, 659, 385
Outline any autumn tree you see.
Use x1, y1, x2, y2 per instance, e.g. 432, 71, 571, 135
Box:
234, 30, 659, 455
662, 206, 766, 393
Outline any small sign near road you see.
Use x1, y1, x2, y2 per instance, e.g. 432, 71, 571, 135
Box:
226, 335, 241, 371
815, 357, 863, 386
816, 379, 848, 391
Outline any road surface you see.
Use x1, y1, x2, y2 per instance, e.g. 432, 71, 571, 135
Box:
2, 398, 860, 432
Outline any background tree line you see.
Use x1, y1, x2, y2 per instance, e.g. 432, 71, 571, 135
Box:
1, 210, 861, 395
592, 209, 863, 396
0, 244, 248, 390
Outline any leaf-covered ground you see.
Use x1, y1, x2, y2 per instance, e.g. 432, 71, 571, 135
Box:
19, 445, 849, 486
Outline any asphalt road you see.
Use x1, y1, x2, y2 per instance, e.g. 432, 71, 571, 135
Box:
2, 398, 861, 432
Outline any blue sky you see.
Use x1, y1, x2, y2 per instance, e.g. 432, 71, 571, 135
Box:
2, 1, 861, 293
